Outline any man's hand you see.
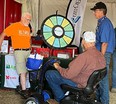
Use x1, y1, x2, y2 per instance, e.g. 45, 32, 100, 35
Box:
101, 42, 108, 55
53, 62, 60, 69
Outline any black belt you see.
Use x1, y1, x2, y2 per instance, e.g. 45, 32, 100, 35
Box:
14, 48, 30, 51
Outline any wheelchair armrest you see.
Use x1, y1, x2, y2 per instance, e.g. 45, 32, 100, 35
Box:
61, 84, 83, 93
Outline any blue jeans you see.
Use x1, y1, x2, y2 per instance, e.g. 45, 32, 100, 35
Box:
96, 53, 111, 104
112, 49, 116, 88
45, 70, 77, 102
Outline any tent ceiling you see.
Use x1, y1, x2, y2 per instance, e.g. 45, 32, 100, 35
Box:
88, 0, 116, 3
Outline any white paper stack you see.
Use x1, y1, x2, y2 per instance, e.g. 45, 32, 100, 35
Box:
0, 40, 8, 53
29, 53, 44, 59
57, 53, 70, 59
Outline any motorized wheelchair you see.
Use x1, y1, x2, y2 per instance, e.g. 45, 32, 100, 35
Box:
24, 58, 60, 104
24, 58, 106, 104
61, 67, 106, 104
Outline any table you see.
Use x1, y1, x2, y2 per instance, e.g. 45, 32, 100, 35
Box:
0, 53, 73, 89
0, 53, 5, 88
0, 53, 30, 88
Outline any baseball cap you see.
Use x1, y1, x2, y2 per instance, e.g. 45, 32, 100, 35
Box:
90, 2, 107, 10
83, 31, 96, 42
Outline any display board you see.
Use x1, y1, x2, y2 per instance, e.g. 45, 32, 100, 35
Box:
4, 54, 30, 88
41, 15, 75, 49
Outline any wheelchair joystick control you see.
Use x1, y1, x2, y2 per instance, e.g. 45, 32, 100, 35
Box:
47, 58, 60, 66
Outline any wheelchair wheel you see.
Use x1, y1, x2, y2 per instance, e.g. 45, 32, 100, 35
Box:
24, 93, 49, 104
24, 97, 39, 104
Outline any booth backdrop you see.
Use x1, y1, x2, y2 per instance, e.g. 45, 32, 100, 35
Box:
15, 0, 116, 35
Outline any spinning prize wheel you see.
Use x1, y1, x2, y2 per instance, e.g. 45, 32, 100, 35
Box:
41, 15, 75, 49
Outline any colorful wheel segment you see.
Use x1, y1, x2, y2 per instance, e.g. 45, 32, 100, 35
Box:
41, 15, 75, 49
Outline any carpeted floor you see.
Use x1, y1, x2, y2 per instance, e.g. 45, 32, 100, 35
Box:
110, 92, 116, 104
0, 65, 116, 104
0, 89, 25, 104
0, 88, 116, 104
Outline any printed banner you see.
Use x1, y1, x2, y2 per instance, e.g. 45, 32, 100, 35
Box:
66, 0, 87, 46
4, 54, 19, 88
4, 54, 30, 88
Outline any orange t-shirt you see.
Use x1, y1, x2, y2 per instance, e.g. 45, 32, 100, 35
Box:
4, 22, 31, 49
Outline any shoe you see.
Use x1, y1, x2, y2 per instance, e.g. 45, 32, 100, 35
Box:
47, 99, 59, 104
111, 88, 116, 93
20, 90, 31, 99
15, 85, 22, 93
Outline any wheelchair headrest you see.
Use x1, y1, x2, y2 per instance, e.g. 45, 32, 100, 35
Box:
84, 67, 106, 95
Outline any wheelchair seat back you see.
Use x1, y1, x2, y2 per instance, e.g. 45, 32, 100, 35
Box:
83, 67, 106, 95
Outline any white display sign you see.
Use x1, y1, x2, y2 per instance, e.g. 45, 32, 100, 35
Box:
66, 0, 87, 46
4, 54, 19, 88
0, 40, 8, 53
4, 54, 30, 88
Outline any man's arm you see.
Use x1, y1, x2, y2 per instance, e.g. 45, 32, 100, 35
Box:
0, 32, 6, 49
53, 54, 86, 79
101, 42, 108, 55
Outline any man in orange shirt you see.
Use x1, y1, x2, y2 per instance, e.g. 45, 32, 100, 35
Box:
0, 12, 31, 98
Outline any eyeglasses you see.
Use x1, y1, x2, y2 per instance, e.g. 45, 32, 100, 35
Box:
25, 17, 31, 22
